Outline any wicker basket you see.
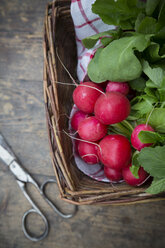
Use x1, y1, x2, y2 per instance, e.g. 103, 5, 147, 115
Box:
43, 0, 165, 205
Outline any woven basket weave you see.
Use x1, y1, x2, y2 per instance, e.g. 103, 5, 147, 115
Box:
43, 0, 165, 205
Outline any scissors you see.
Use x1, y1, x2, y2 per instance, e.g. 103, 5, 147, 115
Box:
0, 133, 77, 242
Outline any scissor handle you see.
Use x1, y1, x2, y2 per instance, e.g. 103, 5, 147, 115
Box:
17, 180, 49, 242
17, 178, 77, 241
40, 179, 78, 219
22, 208, 48, 242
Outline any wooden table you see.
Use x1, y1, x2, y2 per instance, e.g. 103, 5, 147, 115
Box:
0, 1, 165, 247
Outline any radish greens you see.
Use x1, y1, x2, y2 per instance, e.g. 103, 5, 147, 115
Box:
82, 0, 165, 194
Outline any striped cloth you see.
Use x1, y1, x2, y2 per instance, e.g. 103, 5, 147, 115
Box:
71, 0, 115, 82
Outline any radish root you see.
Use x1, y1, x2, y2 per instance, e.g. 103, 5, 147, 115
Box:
56, 48, 78, 86
79, 84, 106, 96
81, 154, 99, 163
62, 129, 102, 153
137, 175, 151, 186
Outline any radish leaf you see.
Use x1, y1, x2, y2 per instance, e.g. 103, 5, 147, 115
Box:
88, 34, 151, 82
129, 77, 146, 92
138, 146, 165, 178
82, 29, 120, 49
146, 0, 161, 16
138, 130, 165, 144
142, 60, 165, 87
144, 43, 165, 62
148, 108, 165, 133
130, 151, 140, 179
92, 0, 144, 29
130, 165, 140, 179
146, 177, 165, 194
158, 0, 165, 25
131, 96, 155, 116
136, 16, 162, 34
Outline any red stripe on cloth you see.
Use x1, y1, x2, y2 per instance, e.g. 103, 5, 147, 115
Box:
77, 0, 99, 33
78, 52, 91, 59
75, 36, 85, 55
75, 17, 100, 28
80, 63, 86, 73
71, 0, 80, 3
76, 37, 82, 43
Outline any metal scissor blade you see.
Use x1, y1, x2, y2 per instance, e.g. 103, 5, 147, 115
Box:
0, 134, 38, 185
9, 160, 34, 183
0, 134, 16, 166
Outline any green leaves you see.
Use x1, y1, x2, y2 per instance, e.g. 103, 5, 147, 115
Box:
92, 0, 142, 29
138, 145, 165, 194
83, 0, 165, 195
87, 47, 104, 83
130, 151, 140, 179
88, 34, 151, 82
146, 0, 161, 16
148, 108, 165, 133
138, 146, 165, 178
129, 77, 146, 92
129, 60, 165, 121
82, 29, 122, 49
144, 43, 165, 62
82, 0, 165, 86
130, 165, 140, 179
158, 88, 165, 102
136, 16, 161, 34
158, 0, 165, 25
135, 1, 164, 35
146, 177, 165, 194
142, 60, 165, 88
131, 95, 155, 117
138, 130, 165, 144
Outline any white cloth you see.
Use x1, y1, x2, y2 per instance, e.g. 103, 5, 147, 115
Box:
71, 0, 115, 81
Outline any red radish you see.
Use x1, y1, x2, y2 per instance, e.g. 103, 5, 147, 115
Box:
73, 81, 103, 113
131, 124, 154, 151
78, 116, 107, 142
71, 110, 89, 131
78, 140, 99, 164
104, 166, 122, 181
122, 164, 149, 186
106, 81, 129, 95
94, 92, 130, 125
98, 134, 132, 170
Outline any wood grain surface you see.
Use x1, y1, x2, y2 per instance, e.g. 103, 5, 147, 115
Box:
0, 0, 165, 247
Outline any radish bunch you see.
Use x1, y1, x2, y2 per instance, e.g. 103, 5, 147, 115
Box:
71, 81, 151, 186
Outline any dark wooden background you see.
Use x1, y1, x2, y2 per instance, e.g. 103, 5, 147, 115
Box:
0, 0, 165, 247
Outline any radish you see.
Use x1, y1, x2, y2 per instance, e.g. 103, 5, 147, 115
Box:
78, 140, 99, 164
78, 116, 107, 142
122, 164, 149, 186
73, 81, 103, 113
94, 92, 130, 125
98, 134, 132, 170
106, 81, 129, 95
104, 166, 122, 181
131, 124, 154, 151
71, 110, 89, 131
